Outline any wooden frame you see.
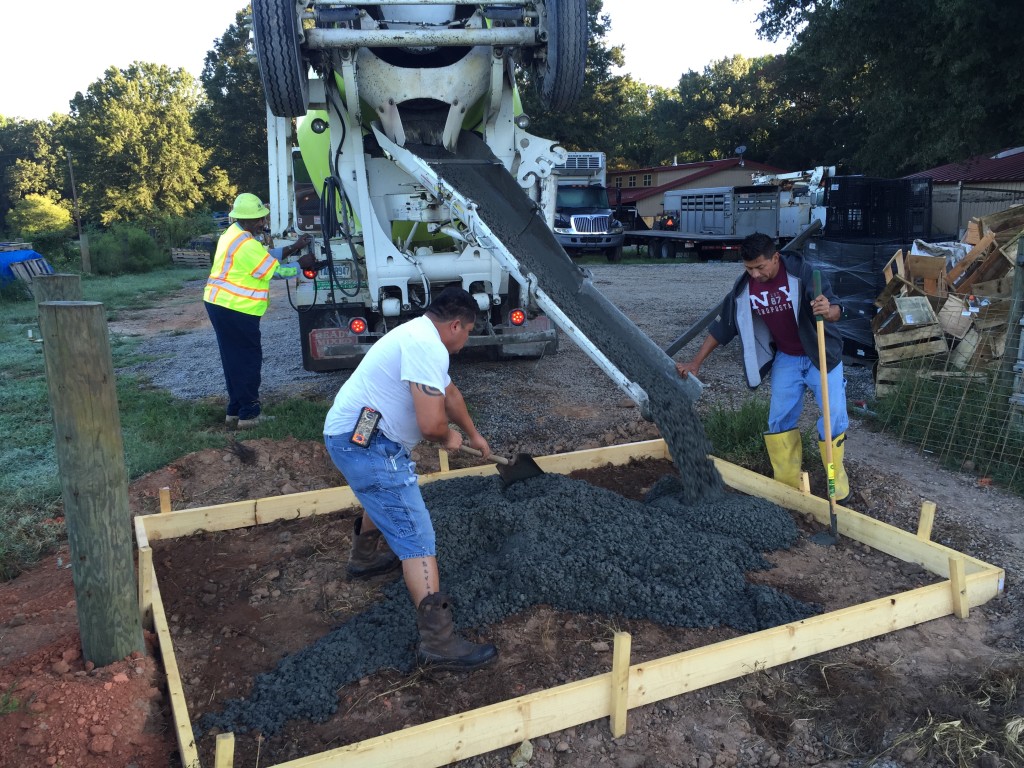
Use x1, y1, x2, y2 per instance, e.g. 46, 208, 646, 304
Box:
134, 440, 1004, 768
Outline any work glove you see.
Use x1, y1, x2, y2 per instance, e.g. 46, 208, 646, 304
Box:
277, 265, 298, 279
297, 252, 319, 271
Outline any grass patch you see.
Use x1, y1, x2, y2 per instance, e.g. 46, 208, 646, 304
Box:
875, 373, 1024, 495
0, 267, 234, 579
0, 683, 21, 715
702, 398, 817, 471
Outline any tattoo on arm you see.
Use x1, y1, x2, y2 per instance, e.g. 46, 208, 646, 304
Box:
413, 383, 443, 397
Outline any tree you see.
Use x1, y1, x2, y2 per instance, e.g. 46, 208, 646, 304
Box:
754, 0, 1024, 174
518, 1, 631, 154
7, 193, 73, 237
0, 117, 68, 233
196, 6, 264, 203
65, 62, 224, 224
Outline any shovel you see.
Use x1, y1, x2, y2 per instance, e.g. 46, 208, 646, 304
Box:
809, 269, 840, 547
457, 446, 545, 486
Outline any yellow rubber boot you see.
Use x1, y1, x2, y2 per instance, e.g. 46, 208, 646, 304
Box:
818, 432, 850, 504
763, 429, 803, 489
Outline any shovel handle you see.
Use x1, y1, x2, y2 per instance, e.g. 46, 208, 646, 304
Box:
458, 445, 510, 465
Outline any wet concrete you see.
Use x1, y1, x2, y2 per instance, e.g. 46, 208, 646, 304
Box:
197, 473, 814, 736
422, 134, 721, 502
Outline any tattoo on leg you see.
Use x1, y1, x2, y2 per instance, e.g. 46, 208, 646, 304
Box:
420, 559, 433, 595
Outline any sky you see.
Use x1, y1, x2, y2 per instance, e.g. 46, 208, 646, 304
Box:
0, 0, 790, 121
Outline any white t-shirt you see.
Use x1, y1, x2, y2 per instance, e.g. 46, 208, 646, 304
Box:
323, 316, 451, 450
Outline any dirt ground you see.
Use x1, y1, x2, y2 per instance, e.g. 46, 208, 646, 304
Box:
3, 279, 1024, 768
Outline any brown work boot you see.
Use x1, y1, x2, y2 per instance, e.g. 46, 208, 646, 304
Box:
346, 517, 400, 580
416, 592, 497, 671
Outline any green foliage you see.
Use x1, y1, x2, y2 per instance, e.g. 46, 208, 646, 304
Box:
7, 193, 72, 236
196, 7, 264, 202
90, 223, 167, 275
0, 268, 228, 579
0, 116, 68, 233
148, 211, 217, 250
28, 230, 82, 270
65, 62, 213, 224
754, 0, 1024, 174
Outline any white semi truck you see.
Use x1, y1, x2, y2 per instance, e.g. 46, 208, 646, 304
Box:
551, 151, 625, 261
251, 0, 705, 414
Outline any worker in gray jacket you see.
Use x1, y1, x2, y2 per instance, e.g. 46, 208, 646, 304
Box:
676, 232, 850, 502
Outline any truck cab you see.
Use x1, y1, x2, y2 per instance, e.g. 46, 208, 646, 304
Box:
552, 151, 625, 261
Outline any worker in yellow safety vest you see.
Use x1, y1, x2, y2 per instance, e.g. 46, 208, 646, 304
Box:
204, 192, 312, 428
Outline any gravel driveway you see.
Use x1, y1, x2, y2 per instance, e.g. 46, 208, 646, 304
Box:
131, 262, 874, 455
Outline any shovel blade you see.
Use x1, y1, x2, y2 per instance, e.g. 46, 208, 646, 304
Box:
495, 453, 545, 486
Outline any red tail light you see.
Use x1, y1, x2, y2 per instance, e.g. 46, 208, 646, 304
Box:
302, 268, 318, 279
349, 317, 367, 334
509, 309, 526, 326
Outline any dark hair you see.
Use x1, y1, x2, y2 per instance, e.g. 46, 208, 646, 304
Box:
426, 285, 478, 324
740, 233, 777, 262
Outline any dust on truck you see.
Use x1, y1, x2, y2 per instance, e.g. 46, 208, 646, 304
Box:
253, 0, 588, 372
551, 151, 625, 262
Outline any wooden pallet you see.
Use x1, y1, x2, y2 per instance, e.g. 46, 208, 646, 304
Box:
0, 241, 33, 253
170, 248, 211, 268
874, 323, 947, 365
8, 257, 54, 283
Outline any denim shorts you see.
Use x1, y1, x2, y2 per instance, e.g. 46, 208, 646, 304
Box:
324, 432, 435, 559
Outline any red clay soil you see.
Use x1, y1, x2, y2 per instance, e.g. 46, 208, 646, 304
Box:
0, 438, 1016, 768
0, 561, 169, 768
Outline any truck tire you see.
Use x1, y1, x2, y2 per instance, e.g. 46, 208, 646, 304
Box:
606, 245, 623, 262
253, 0, 309, 118
658, 240, 676, 260
535, 0, 587, 112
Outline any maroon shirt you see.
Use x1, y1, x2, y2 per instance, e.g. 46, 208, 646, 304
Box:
748, 263, 804, 356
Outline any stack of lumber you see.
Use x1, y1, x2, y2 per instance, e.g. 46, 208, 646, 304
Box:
872, 204, 1022, 397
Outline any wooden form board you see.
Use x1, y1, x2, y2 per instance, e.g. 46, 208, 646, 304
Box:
137, 440, 1004, 768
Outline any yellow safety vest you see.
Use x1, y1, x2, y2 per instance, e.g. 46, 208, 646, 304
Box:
203, 223, 280, 316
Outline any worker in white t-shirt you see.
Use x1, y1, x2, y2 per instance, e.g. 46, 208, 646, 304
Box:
323, 286, 497, 671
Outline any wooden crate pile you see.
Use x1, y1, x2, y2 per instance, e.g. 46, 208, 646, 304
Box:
872, 204, 1022, 397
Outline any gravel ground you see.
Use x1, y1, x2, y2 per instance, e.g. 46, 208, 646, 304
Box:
129, 262, 876, 449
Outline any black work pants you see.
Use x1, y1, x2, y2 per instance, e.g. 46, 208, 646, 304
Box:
205, 301, 262, 420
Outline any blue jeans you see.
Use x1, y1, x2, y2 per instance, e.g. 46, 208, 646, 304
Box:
767, 352, 848, 440
205, 301, 262, 419
324, 432, 435, 560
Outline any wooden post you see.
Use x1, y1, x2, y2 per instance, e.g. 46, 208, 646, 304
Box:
138, 546, 154, 631
438, 449, 450, 473
917, 501, 936, 541
32, 273, 83, 304
948, 557, 969, 619
159, 487, 172, 514
214, 732, 235, 768
609, 631, 632, 737
38, 300, 144, 666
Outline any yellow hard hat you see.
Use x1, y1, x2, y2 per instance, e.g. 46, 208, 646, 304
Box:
228, 193, 270, 220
